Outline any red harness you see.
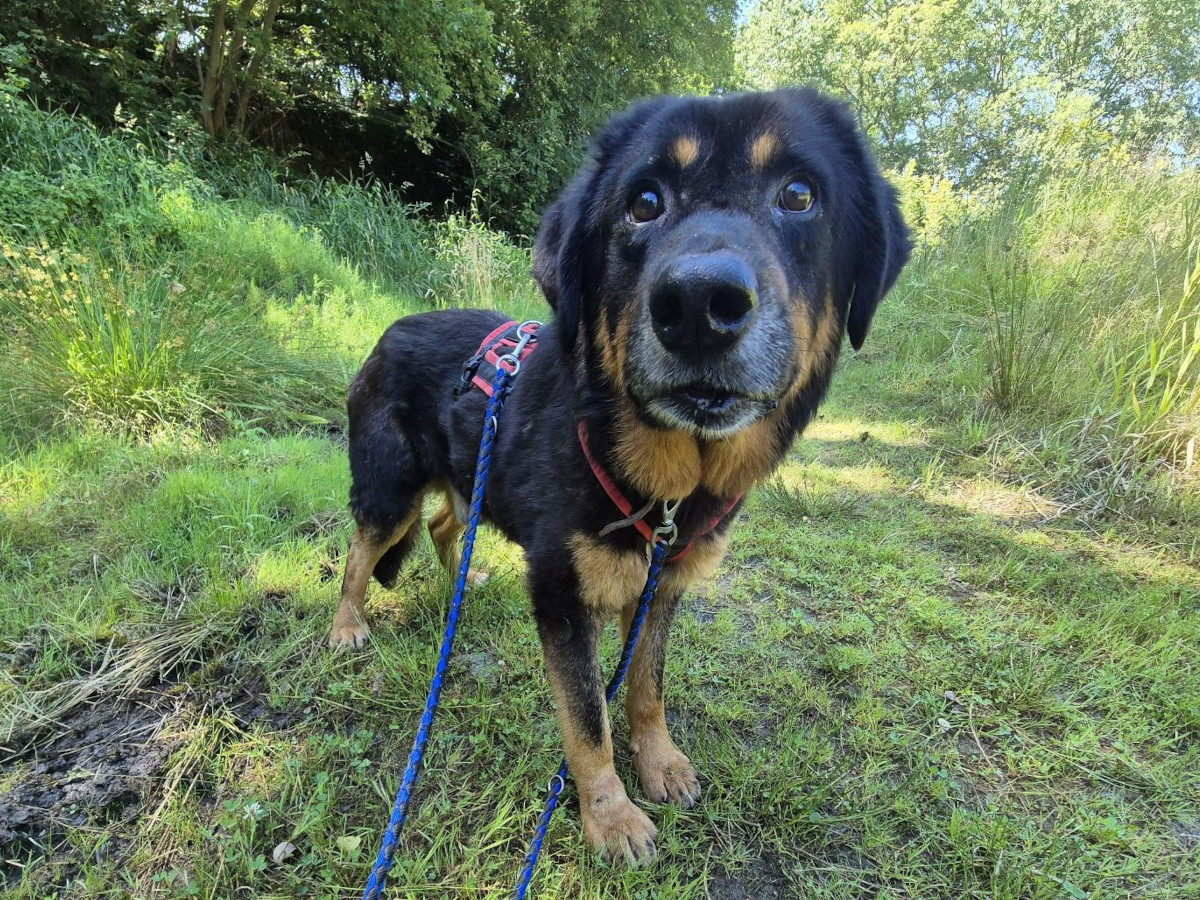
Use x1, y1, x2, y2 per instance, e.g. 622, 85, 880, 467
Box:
464, 320, 742, 563
461, 320, 543, 397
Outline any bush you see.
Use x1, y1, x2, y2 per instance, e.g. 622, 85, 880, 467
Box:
0, 91, 551, 440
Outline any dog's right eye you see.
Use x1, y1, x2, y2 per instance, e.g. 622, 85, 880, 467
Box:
629, 190, 664, 223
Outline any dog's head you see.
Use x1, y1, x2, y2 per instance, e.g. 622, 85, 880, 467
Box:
534, 88, 911, 439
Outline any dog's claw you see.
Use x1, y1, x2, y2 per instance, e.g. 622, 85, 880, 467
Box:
633, 738, 701, 808
328, 623, 370, 650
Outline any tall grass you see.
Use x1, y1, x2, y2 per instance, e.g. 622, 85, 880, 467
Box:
422, 201, 543, 315
892, 160, 1200, 521
1105, 244, 1200, 469
0, 92, 491, 437
0, 241, 339, 432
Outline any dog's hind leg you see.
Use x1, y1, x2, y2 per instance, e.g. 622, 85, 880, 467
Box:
428, 492, 490, 586
329, 507, 421, 650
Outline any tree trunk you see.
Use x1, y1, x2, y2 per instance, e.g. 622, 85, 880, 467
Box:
198, 0, 229, 142
233, 0, 283, 135
198, 0, 267, 145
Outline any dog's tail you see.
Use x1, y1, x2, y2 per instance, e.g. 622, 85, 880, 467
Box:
373, 527, 419, 588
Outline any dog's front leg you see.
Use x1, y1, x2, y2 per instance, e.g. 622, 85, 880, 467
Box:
533, 584, 658, 864
621, 588, 701, 808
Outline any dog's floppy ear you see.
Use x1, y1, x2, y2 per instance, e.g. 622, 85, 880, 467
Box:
804, 92, 911, 351
531, 171, 596, 353
846, 169, 911, 350
533, 97, 675, 352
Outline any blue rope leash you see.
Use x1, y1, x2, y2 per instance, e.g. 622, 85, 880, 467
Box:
512, 538, 668, 899
361, 364, 514, 900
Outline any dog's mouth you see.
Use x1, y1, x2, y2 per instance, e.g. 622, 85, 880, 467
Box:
639, 383, 776, 437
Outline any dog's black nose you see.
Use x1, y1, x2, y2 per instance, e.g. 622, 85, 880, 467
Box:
649, 252, 757, 358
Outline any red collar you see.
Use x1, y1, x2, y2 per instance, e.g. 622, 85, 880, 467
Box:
576, 421, 741, 564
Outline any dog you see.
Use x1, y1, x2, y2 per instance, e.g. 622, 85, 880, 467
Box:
329, 87, 911, 864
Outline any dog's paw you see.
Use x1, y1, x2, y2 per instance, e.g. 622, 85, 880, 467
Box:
581, 786, 658, 865
633, 737, 701, 808
327, 622, 370, 650
466, 568, 490, 587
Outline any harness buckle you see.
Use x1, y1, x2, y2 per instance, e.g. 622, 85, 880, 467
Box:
457, 351, 485, 397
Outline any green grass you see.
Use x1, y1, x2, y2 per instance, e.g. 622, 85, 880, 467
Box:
3, 365, 1199, 899
887, 162, 1200, 532
2, 93, 1200, 898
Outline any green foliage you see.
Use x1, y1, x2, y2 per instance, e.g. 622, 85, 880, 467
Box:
1, 0, 737, 234
0, 77, 197, 242
738, 0, 1200, 196
463, 0, 737, 231
0, 241, 337, 433
422, 200, 543, 314
980, 253, 1078, 417
884, 160, 1200, 518
1106, 244, 1200, 468
0, 93, 443, 437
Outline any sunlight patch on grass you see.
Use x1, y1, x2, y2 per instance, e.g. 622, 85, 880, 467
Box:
937, 475, 1065, 522
804, 416, 927, 447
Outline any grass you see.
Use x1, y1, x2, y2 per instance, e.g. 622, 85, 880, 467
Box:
2, 93, 1200, 898
0, 90, 536, 438
888, 162, 1200, 532
3, 371, 1198, 899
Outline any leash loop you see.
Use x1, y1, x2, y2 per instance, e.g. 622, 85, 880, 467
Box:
598, 496, 656, 537
496, 320, 541, 375
653, 498, 682, 546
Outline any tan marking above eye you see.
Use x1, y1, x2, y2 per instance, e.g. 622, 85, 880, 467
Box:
672, 135, 700, 168
750, 132, 781, 171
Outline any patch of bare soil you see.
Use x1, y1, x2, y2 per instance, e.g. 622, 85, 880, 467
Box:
707, 854, 793, 899
0, 691, 183, 886
1, 672, 272, 889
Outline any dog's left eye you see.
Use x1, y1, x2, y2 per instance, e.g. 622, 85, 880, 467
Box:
629, 190, 664, 223
778, 179, 815, 213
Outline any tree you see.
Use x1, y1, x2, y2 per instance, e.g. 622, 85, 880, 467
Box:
1, 0, 736, 229
461, 0, 737, 232
737, 0, 1200, 192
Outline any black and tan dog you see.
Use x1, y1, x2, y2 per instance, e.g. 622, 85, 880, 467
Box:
330, 88, 910, 863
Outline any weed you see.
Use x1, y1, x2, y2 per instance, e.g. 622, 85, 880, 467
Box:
759, 475, 863, 521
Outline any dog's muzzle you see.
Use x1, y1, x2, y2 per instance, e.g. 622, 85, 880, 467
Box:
628, 246, 795, 438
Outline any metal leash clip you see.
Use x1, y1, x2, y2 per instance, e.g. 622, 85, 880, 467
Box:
653, 497, 682, 547
496, 320, 541, 376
